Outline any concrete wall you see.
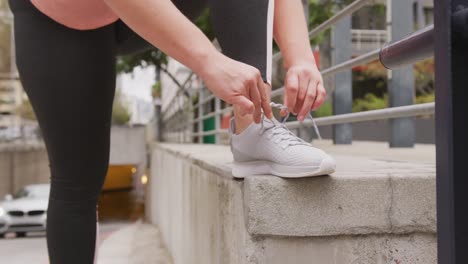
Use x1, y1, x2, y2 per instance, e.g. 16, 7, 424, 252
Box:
149, 148, 249, 264
110, 125, 148, 197
147, 143, 437, 264
109, 125, 147, 166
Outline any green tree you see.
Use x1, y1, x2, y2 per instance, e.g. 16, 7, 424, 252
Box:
112, 91, 132, 125
307, 0, 336, 45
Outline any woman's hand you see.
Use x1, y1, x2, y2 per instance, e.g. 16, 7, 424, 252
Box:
272, 0, 327, 121
198, 52, 273, 123
283, 61, 326, 121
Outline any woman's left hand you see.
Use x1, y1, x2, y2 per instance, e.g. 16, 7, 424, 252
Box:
283, 62, 326, 121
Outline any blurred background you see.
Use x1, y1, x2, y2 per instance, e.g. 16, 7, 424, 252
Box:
0, 0, 435, 263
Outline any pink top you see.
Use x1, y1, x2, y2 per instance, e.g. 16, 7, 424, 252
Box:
31, 0, 119, 30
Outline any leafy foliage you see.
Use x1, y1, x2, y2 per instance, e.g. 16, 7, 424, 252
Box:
194, 8, 215, 40
352, 93, 388, 112
414, 58, 434, 95
307, 0, 336, 45
116, 49, 167, 74
352, 57, 435, 100
415, 92, 434, 104
314, 101, 332, 117
152, 81, 162, 98
112, 91, 132, 125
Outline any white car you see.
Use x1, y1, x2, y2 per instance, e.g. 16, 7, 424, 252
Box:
0, 184, 50, 238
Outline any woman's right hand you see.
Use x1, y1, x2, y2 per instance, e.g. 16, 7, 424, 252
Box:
196, 52, 273, 124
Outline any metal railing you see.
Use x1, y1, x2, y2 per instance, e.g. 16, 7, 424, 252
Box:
352, 29, 387, 52
159, 0, 435, 145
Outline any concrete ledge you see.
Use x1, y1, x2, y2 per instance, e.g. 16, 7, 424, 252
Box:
244, 157, 435, 237
147, 142, 436, 263
152, 143, 435, 237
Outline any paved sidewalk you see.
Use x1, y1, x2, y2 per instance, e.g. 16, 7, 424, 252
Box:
97, 220, 172, 264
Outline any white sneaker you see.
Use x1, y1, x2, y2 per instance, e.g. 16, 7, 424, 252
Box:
230, 104, 336, 178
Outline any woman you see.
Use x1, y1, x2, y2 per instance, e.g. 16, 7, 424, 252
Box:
9, 0, 335, 263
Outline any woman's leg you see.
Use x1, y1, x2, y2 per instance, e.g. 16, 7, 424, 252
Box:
210, 0, 274, 133
10, 1, 117, 263
115, 0, 208, 55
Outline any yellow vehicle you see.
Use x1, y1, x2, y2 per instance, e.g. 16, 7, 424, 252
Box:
102, 165, 136, 191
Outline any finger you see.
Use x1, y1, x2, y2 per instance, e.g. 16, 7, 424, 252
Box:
295, 72, 309, 112
258, 77, 273, 119
294, 75, 310, 114
312, 83, 326, 110
249, 79, 262, 123
297, 73, 308, 102
280, 109, 288, 117
231, 95, 254, 116
298, 81, 317, 121
282, 89, 288, 116
285, 72, 299, 114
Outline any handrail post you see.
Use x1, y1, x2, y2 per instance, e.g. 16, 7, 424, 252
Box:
387, 0, 415, 148
331, 3, 352, 144
214, 97, 221, 144
153, 99, 162, 142
188, 94, 194, 143
198, 87, 204, 144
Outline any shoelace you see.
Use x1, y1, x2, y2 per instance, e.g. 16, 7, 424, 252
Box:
259, 103, 322, 149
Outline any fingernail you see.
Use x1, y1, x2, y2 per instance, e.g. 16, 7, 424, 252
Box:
298, 115, 304, 121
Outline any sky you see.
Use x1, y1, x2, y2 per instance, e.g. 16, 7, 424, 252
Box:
118, 65, 155, 102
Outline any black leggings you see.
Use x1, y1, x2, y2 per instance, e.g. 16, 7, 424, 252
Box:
9, 0, 273, 263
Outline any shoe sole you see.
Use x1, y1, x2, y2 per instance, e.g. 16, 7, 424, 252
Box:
232, 157, 336, 178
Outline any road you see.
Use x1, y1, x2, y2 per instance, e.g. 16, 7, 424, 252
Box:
0, 221, 130, 264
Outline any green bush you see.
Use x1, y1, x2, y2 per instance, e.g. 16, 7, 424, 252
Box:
112, 103, 131, 125
314, 101, 332, 117
415, 92, 435, 104
352, 93, 388, 112
112, 91, 131, 125
351, 92, 434, 113
312, 91, 434, 118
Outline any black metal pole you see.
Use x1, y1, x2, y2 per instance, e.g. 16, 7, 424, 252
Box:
435, 1, 468, 263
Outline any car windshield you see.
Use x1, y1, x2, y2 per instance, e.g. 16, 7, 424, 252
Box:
13, 185, 50, 199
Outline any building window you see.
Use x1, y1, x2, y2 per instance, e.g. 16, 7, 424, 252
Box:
424, 8, 434, 26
